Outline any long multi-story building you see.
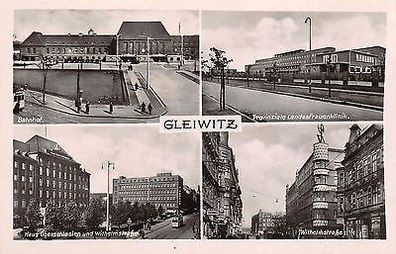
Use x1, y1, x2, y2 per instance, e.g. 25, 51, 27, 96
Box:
112, 172, 183, 214
20, 29, 113, 62
18, 21, 199, 63
285, 126, 344, 238
202, 132, 243, 239
246, 46, 385, 81
246, 47, 336, 76
251, 210, 285, 237
13, 135, 90, 227
336, 124, 385, 239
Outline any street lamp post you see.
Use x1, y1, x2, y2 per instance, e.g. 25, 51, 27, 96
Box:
140, 34, 151, 89
146, 35, 150, 89
102, 161, 115, 232
246, 66, 250, 88
42, 62, 47, 105
305, 17, 312, 94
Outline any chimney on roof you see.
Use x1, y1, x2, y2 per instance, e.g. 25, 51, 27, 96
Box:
88, 28, 95, 35
348, 124, 361, 144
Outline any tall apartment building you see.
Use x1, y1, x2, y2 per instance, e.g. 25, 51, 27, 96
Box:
202, 132, 243, 239
285, 126, 344, 238
13, 135, 90, 227
112, 172, 183, 214
336, 124, 385, 239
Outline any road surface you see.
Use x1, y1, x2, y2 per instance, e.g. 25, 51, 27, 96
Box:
145, 213, 200, 239
134, 64, 199, 115
203, 82, 382, 121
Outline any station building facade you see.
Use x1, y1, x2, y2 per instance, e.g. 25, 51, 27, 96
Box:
19, 21, 199, 64
336, 124, 385, 239
19, 29, 113, 62
112, 172, 183, 214
13, 135, 90, 227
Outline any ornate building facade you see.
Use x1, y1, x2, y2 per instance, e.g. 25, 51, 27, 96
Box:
202, 132, 243, 239
285, 125, 344, 238
336, 124, 385, 239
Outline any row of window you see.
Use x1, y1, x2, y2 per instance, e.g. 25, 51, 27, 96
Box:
14, 161, 34, 171
338, 183, 383, 211
13, 174, 33, 183
46, 47, 107, 54
39, 159, 78, 171
119, 182, 178, 189
323, 54, 339, 63
339, 148, 383, 186
122, 41, 166, 55
16, 159, 83, 177
349, 66, 373, 73
356, 53, 376, 64
118, 176, 178, 184
39, 189, 88, 199
38, 178, 88, 191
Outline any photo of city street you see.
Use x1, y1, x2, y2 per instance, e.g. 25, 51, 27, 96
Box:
201, 11, 385, 122
204, 123, 384, 239
13, 125, 200, 239
13, 10, 199, 124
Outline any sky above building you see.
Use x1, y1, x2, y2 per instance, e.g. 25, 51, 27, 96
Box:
202, 11, 386, 70
14, 125, 200, 193
14, 10, 199, 41
228, 122, 375, 228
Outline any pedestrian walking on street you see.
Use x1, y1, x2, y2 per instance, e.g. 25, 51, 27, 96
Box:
109, 101, 113, 114
75, 98, 81, 113
148, 103, 152, 114
85, 101, 90, 115
13, 101, 20, 114
141, 102, 146, 113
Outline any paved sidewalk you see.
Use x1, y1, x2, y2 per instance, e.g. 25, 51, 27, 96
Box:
25, 88, 166, 120
127, 71, 151, 106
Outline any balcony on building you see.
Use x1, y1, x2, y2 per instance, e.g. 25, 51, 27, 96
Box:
312, 201, 329, 209
313, 184, 336, 192
313, 168, 330, 176
313, 219, 329, 227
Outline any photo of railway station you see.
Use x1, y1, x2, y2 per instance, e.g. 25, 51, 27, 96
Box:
13, 10, 199, 124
